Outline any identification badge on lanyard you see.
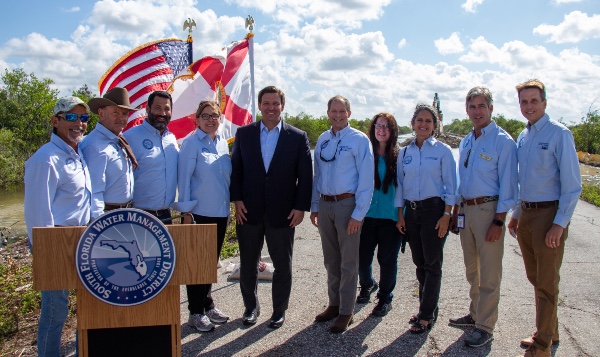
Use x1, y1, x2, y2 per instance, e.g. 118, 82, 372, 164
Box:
457, 214, 465, 229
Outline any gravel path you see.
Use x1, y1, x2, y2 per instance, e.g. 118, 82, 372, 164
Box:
179, 200, 600, 357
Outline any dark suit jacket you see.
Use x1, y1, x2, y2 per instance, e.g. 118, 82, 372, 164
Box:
230, 120, 313, 228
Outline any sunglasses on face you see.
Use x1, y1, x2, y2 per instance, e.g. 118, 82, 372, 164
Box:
57, 113, 90, 123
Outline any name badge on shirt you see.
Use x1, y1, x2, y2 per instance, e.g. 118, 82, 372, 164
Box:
537, 142, 549, 150
457, 214, 465, 229
479, 152, 491, 161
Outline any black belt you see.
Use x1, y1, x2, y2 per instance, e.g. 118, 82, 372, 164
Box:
461, 195, 499, 206
142, 209, 171, 217
104, 201, 133, 211
322, 193, 355, 202
521, 201, 558, 210
405, 197, 444, 210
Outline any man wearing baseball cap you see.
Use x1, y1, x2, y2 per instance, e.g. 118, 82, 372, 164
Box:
80, 87, 138, 219
24, 96, 92, 356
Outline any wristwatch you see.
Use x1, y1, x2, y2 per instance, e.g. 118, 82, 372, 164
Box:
492, 219, 504, 227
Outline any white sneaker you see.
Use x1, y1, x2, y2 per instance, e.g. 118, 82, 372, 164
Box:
206, 307, 230, 324
188, 314, 215, 332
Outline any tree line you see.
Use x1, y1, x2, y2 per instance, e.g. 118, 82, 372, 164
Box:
1, 68, 598, 188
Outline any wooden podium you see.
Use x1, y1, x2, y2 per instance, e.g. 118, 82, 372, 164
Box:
32, 224, 216, 357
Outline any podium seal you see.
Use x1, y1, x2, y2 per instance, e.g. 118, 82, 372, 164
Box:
75, 208, 176, 306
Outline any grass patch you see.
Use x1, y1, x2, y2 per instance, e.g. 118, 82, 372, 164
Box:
581, 184, 600, 207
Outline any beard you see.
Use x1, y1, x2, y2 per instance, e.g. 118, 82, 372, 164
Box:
147, 112, 171, 132
67, 126, 85, 144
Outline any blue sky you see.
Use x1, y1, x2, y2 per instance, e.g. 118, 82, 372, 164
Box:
1, 0, 599, 126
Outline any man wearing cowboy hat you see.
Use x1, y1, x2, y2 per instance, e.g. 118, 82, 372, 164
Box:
80, 87, 138, 219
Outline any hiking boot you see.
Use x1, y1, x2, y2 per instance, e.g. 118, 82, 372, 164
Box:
356, 282, 379, 303
464, 328, 494, 348
520, 331, 559, 347
188, 314, 215, 332
330, 314, 354, 333
449, 313, 476, 327
315, 306, 339, 322
371, 300, 392, 316
516, 345, 551, 357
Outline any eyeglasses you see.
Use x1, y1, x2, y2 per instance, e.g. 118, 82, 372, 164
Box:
319, 139, 341, 162
57, 113, 90, 123
374, 124, 391, 131
464, 148, 471, 168
200, 113, 220, 120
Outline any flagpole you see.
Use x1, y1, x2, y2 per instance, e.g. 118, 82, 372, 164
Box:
245, 16, 256, 122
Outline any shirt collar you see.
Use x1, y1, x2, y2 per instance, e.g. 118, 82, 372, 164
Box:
329, 124, 351, 139
195, 128, 220, 142
142, 119, 170, 137
50, 133, 78, 156
409, 135, 437, 147
528, 114, 550, 131
95, 122, 118, 140
260, 119, 282, 133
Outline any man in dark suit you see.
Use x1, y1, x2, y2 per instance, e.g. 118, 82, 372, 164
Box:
230, 86, 313, 328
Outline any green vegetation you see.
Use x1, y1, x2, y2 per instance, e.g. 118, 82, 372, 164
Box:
221, 204, 239, 259
581, 184, 600, 207
571, 109, 600, 154
0, 69, 98, 187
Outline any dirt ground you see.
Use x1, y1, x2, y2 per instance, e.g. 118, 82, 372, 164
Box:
0, 237, 77, 357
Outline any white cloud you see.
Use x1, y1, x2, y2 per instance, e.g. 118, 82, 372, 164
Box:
63, 7, 80, 13
533, 11, 600, 44
435, 32, 465, 55
552, 0, 583, 4
461, 0, 484, 13
398, 38, 407, 49
225, 0, 392, 29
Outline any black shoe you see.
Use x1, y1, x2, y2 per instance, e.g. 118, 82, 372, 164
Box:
464, 328, 494, 348
268, 311, 285, 329
371, 300, 392, 316
242, 307, 260, 325
356, 282, 379, 304
449, 313, 475, 327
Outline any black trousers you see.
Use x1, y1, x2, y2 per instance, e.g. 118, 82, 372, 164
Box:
186, 214, 228, 315
405, 198, 448, 321
237, 214, 294, 313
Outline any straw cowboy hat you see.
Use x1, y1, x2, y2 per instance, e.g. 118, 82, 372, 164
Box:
88, 87, 137, 114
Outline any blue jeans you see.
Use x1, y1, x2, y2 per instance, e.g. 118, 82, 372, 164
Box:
38, 290, 69, 357
358, 217, 402, 303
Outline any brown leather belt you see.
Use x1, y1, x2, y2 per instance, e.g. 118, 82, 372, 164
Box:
322, 193, 355, 202
104, 201, 133, 211
462, 195, 499, 206
521, 200, 558, 210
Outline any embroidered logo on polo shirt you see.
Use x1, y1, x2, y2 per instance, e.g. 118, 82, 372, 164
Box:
143, 139, 153, 149
404, 155, 412, 164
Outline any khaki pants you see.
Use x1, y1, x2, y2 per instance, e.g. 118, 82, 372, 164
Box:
517, 205, 565, 352
318, 197, 361, 315
459, 201, 505, 333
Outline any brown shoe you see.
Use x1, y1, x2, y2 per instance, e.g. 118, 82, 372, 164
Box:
520, 331, 559, 347
315, 306, 339, 322
516, 345, 550, 357
330, 314, 354, 333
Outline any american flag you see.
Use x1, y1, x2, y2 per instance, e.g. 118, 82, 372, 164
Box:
97, 38, 192, 130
